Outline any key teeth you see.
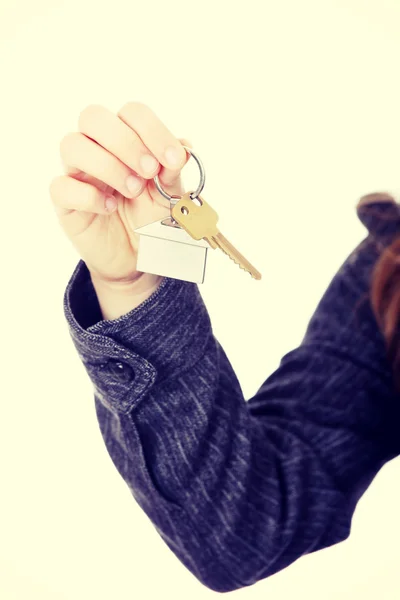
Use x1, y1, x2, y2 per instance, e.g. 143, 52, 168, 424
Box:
218, 245, 254, 277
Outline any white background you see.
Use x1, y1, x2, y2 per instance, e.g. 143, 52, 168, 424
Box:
1, 0, 400, 598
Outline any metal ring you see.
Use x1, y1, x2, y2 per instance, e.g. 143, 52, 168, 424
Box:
153, 146, 206, 202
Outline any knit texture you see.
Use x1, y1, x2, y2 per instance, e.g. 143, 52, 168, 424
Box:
63, 201, 400, 593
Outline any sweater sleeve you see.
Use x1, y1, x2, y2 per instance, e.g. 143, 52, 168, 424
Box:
63, 201, 400, 593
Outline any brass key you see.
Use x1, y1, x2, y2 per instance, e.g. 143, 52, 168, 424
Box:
171, 191, 262, 280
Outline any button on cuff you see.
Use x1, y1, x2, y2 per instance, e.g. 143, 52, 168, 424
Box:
72, 340, 157, 414
100, 360, 135, 383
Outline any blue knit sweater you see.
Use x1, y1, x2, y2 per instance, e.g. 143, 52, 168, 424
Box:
63, 200, 400, 593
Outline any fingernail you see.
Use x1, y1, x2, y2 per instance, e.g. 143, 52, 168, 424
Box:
164, 146, 183, 168
140, 154, 159, 174
126, 174, 143, 196
105, 196, 117, 212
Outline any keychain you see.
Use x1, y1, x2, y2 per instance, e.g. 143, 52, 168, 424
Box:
134, 146, 209, 283
134, 146, 262, 284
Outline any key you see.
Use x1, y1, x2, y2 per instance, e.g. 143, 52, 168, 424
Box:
171, 191, 262, 280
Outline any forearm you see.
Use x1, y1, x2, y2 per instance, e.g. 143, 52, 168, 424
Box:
90, 272, 164, 321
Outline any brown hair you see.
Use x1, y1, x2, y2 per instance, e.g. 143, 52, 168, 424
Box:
360, 193, 400, 392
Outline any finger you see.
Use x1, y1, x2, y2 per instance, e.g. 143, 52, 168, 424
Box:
61, 161, 113, 195
158, 137, 193, 188
117, 101, 187, 171
49, 175, 117, 217
78, 104, 161, 180
60, 132, 145, 199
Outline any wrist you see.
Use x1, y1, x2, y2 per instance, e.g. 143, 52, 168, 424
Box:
90, 271, 164, 321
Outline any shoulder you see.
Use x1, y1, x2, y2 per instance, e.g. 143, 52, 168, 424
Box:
356, 191, 400, 244
302, 192, 400, 378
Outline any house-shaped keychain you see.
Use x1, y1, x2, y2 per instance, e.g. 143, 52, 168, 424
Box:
134, 146, 210, 284
134, 215, 209, 284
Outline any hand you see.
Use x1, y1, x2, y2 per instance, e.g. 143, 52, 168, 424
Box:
49, 102, 192, 286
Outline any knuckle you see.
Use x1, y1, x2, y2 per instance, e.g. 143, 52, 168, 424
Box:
179, 138, 192, 148
118, 100, 150, 119
78, 104, 103, 130
59, 132, 79, 158
126, 136, 145, 160
85, 184, 102, 210
48, 176, 61, 202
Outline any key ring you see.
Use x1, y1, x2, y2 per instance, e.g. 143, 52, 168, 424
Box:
154, 146, 206, 202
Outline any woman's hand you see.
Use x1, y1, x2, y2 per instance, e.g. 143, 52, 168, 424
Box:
49, 102, 192, 286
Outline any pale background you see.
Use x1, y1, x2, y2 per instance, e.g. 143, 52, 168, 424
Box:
1, 0, 400, 598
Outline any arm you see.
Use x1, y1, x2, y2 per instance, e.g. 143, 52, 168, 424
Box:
89, 271, 165, 321
63, 201, 400, 593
